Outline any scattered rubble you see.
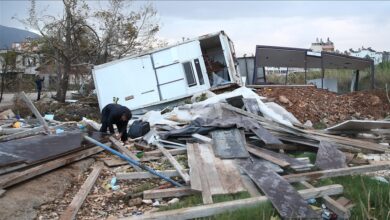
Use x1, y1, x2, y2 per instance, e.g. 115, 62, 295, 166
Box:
1, 86, 389, 220
257, 87, 390, 126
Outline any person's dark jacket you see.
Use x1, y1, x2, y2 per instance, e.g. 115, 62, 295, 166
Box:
99, 104, 132, 141
35, 77, 44, 90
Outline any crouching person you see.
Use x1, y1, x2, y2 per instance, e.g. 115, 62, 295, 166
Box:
99, 103, 132, 142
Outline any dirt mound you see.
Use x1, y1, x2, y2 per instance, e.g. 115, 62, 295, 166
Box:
12, 98, 100, 122
257, 87, 390, 126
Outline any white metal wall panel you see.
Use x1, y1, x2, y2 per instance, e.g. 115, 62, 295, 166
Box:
159, 80, 187, 100
93, 55, 160, 111
155, 63, 184, 85
153, 49, 179, 68
154, 41, 211, 101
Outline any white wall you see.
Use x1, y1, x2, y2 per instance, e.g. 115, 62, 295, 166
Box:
93, 55, 160, 110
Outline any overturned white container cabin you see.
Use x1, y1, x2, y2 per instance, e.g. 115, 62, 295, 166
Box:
93, 31, 242, 113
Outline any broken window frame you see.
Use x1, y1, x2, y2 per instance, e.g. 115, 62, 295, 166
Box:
182, 61, 197, 87
193, 58, 205, 85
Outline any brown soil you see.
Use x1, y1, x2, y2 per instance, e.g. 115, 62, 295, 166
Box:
12, 97, 100, 122
257, 87, 390, 126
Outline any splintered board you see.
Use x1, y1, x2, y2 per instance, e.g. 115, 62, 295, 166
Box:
238, 158, 320, 219
210, 128, 249, 159
247, 144, 313, 171
187, 143, 246, 195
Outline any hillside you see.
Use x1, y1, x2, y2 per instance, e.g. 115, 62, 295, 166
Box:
0, 25, 40, 49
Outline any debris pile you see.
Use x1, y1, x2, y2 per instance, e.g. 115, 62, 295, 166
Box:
1, 87, 390, 220
257, 87, 390, 126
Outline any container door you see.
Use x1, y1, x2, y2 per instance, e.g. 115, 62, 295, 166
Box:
219, 34, 242, 85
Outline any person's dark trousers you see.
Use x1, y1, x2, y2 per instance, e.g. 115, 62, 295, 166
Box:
37, 88, 41, 101
99, 105, 115, 134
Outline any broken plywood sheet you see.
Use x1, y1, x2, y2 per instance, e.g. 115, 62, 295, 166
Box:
315, 141, 347, 170
238, 159, 319, 219
211, 128, 249, 159
0, 132, 105, 169
188, 143, 245, 195
243, 98, 261, 115
326, 120, 390, 132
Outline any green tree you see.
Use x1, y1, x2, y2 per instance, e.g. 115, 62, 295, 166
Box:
22, 0, 161, 102
0, 51, 18, 102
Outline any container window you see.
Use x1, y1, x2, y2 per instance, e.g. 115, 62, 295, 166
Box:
194, 59, 204, 85
183, 62, 197, 86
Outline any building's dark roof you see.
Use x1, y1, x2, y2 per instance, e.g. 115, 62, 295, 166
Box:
255, 45, 372, 70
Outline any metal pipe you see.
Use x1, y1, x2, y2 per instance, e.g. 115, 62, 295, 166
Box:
83, 135, 183, 187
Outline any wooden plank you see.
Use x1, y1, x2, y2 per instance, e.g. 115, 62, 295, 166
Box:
246, 145, 290, 167
144, 148, 186, 157
0, 189, 5, 197
301, 181, 350, 219
60, 163, 103, 220
116, 169, 189, 180
122, 184, 343, 220
133, 142, 151, 150
326, 119, 390, 132
103, 157, 127, 167
191, 133, 212, 144
158, 140, 186, 148
214, 159, 246, 194
211, 129, 249, 159
0, 127, 32, 135
247, 84, 315, 88
143, 186, 196, 199
283, 162, 390, 183
247, 144, 312, 170
197, 144, 225, 195
189, 143, 246, 196
222, 103, 388, 153
109, 137, 142, 172
239, 159, 319, 218
0, 126, 44, 142
249, 121, 284, 146
186, 143, 202, 191
155, 143, 190, 184
239, 173, 261, 197
0, 146, 104, 189
304, 129, 388, 153
315, 141, 347, 170
19, 91, 50, 134
193, 143, 213, 204
82, 118, 101, 131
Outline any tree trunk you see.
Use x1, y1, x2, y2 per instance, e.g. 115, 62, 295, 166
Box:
56, 0, 72, 103
0, 72, 5, 103
56, 58, 70, 102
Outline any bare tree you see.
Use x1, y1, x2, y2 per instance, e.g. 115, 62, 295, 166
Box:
94, 0, 160, 63
23, 0, 99, 102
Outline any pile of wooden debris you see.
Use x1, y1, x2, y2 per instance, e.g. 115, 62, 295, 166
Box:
1, 88, 389, 219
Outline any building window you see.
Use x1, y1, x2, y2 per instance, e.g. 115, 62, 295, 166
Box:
183, 61, 197, 87
194, 59, 204, 85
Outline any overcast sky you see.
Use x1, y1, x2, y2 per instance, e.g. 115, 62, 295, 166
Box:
1, 1, 389, 56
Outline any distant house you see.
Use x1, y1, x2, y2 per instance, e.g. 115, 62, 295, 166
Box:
310, 37, 335, 52
382, 51, 390, 63
349, 47, 383, 65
